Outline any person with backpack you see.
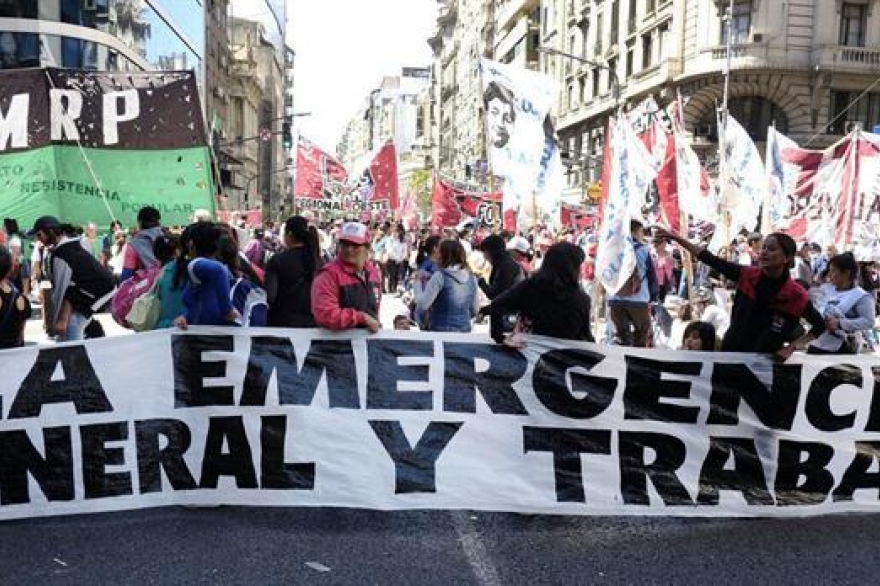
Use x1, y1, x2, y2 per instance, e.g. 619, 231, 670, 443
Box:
218, 234, 267, 327
121, 206, 164, 281
27, 216, 116, 342
608, 218, 659, 348
151, 233, 187, 330
0, 245, 30, 349
174, 222, 239, 329
264, 216, 322, 328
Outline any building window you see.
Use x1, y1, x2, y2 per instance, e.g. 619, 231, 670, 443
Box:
641, 33, 653, 69
610, 0, 619, 45
595, 12, 604, 56
625, 41, 634, 77
606, 58, 617, 93
628, 0, 638, 33
830, 91, 880, 134
658, 22, 669, 60
580, 21, 590, 59
592, 68, 601, 97
839, 3, 867, 47
542, 6, 549, 35
721, 2, 752, 45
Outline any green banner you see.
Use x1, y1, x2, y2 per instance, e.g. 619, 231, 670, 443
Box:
0, 68, 215, 230
0, 145, 214, 229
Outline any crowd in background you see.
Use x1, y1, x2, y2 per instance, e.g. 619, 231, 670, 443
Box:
1, 208, 878, 362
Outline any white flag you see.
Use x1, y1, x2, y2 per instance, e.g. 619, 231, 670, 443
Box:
596, 116, 659, 294
479, 59, 563, 229
762, 126, 800, 233
711, 115, 767, 250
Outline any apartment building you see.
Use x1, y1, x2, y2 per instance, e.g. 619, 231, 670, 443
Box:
543, 0, 880, 190
429, 0, 495, 185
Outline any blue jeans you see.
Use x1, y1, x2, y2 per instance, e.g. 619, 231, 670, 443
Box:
59, 311, 91, 342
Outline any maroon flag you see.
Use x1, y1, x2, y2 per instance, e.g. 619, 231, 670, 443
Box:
431, 175, 502, 232
295, 137, 347, 200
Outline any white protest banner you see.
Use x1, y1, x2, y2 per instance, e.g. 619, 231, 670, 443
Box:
2, 328, 880, 520
596, 115, 659, 294
479, 59, 562, 229
768, 130, 880, 250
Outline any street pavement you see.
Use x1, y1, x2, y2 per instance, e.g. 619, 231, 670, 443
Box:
9, 296, 880, 584
3, 507, 880, 584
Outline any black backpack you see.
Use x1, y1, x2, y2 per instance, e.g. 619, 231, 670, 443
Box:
49, 241, 117, 316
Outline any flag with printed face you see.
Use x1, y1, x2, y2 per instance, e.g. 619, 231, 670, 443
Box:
295, 137, 348, 200
596, 115, 659, 295
479, 59, 563, 230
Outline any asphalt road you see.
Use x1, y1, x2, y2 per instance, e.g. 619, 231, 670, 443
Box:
3, 507, 880, 584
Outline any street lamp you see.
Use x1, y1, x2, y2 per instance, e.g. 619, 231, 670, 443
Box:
536, 46, 621, 108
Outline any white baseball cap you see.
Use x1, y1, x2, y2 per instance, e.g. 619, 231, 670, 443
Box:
506, 236, 531, 254
338, 222, 370, 245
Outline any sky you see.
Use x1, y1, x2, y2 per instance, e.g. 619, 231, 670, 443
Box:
289, 0, 437, 155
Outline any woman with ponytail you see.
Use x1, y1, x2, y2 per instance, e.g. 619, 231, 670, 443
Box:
264, 216, 323, 327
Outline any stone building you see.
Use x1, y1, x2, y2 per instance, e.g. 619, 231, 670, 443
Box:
542, 0, 880, 191
428, 0, 495, 186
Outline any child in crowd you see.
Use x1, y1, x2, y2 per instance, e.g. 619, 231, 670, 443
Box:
681, 321, 717, 351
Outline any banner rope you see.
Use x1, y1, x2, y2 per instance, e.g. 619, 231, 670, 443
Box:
44, 71, 119, 226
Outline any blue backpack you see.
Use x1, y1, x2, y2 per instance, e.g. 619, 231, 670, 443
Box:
230, 277, 268, 327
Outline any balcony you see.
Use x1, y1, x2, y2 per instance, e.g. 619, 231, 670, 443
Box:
680, 42, 810, 79
812, 45, 880, 73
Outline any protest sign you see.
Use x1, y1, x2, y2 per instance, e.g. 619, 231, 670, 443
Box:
0, 68, 214, 228
1, 329, 880, 520
430, 175, 502, 232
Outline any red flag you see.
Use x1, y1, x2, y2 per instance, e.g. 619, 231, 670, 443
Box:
354, 142, 399, 213
560, 204, 595, 230
295, 137, 347, 200
431, 175, 502, 232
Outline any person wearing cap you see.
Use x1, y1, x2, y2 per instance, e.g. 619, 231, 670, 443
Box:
27, 215, 116, 341
121, 206, 164, 282
506, 236, 533, 275
691, 287, 730, 339
311, 222, 382, 332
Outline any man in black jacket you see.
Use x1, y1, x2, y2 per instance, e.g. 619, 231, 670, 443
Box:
27, 216, 116, 342
478, 234, 523, 300
478, 234, 523, 330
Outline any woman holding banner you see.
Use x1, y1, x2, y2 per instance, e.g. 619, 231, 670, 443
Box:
487, 242, 594, 346
653, 227, 825, 361
806, 252, 876, 354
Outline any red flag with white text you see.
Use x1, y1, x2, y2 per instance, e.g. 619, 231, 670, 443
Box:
431, 175, 502, 232
295, 137, 348, 200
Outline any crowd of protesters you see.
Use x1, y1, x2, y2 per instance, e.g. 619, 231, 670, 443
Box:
1, 207, 878, 362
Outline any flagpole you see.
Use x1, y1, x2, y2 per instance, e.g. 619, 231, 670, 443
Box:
717, 0, 735, 247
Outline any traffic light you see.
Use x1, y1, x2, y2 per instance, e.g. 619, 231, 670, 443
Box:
281, 119, 292, 150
